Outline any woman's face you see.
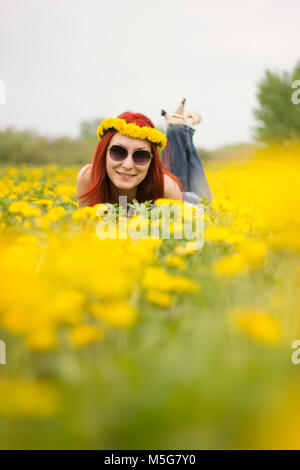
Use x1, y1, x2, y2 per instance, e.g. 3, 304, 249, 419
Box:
106, 132, 152, 192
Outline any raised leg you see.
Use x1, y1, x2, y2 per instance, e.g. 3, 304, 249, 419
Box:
161, 100, 212, 203
185, 129, 212, 203
162, 124, 189, 191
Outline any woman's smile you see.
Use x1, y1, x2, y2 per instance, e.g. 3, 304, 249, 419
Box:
115, 170, 137, 178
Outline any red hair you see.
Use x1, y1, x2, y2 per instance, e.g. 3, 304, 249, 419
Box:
77, 111, 184, 206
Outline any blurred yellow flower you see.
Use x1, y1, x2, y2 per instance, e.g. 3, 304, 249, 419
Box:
89, 301, 138, 327
213, 253, 247, 276
47, 206, 66, 221
8, 201, 41, 217
69, 325, 105, 347
47, 289, 85, 325
174, 245, 188, 256
26, 328, 58, 351
205, 226, 231, 242
0, 379, 62, 417
154, 198, 183, 207
72, 206, 96, 222
229, 307, 281, 344
146, 289, 173, 307
270, 230, 300, 253
142, 266, 199, 293
237, 240, 267, 264
213, 240, 267, 276
165, 255, 187, 270
36, 199, 54, 208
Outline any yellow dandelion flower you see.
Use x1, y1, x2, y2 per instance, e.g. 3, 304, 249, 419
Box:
89, 301, 138, 327
23, 206, 41, 217
174, 245, 189, 256
171, 275, 199, 293
237, 240, 267, 264
270, 230, 300, 253
72, 206, 96, 223
8, 201, 41, 217
165, 255, 187, 270
204, 226, 231, 242
229, 307, 281, 344
146, 289, 173, 307
226, 232, 247, 244
213, 253, 247, 276
142, 266, 199, 292
47, 289, 85, 325
69, 325, 104, 347
36, 199, 54, 208
26, 328, 58, 351
184, 241, 200, 253
47, 206, 66, 221
0, 379, 62, 417
213, 240, 267, 276
154, 198, 183, 206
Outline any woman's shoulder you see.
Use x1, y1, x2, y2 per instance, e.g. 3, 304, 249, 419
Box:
77, 163, 93, 180
76, 164, 93, 206
163, 173, 183, 201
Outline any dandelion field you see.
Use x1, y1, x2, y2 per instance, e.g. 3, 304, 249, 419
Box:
0, 143, 300, 449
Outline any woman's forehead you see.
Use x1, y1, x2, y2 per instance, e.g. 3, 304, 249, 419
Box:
110, 132, 151, 151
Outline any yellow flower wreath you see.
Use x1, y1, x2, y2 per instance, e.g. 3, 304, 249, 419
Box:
97, 118, 167, 150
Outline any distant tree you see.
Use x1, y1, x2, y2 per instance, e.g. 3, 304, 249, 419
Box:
0, 127, 94, 165
196, 147, 211, 162
253, 60, 300, 143
79, 118, 104, 142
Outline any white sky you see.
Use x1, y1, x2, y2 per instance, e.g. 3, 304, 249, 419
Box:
0, 0, 299, 149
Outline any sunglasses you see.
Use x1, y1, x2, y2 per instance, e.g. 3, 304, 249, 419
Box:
107, 144, 153, 166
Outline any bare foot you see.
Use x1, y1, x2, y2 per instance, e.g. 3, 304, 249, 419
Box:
161, 99, 201, 127
168, 115, 185, 124
161, 109, 171, 124
161, 108, 184, 125
174, 98, 186, 116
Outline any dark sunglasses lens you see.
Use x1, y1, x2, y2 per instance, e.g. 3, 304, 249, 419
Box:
110, 145, 127, 161
133, 150, 151, 165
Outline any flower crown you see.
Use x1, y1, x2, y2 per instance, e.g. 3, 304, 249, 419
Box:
97, 117, 167, 150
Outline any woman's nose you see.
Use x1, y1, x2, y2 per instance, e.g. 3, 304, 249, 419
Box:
122, 153, 135, 169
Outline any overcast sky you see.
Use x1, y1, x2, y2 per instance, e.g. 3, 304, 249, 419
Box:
0, 0, 299, 149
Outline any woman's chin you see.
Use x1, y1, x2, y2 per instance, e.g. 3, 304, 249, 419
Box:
113, 178, 136, 190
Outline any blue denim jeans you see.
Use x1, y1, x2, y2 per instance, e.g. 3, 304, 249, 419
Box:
162, 123, 212, 203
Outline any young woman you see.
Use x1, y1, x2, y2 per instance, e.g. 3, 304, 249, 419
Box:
76, 101, 212, 208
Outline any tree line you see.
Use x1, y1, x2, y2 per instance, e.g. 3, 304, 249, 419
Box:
1, 60, 299, 165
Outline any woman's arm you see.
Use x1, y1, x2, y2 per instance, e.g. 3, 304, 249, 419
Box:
76, 164, 93, 208
163, 173, 183, 201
